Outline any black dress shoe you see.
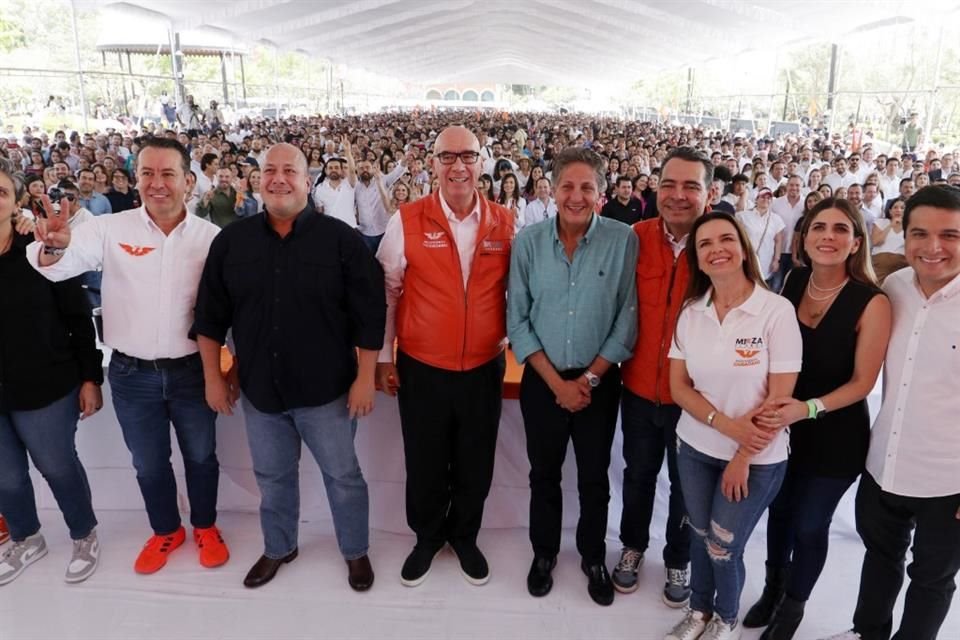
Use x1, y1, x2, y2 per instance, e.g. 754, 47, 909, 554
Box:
243, 548, 298, 588
581, 560, 615, 606
527, 556, 557, 597
346, 555, 374, 592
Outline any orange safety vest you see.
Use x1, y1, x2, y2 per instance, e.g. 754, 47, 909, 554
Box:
621, 217, 692, 405
396, 193, 514, 371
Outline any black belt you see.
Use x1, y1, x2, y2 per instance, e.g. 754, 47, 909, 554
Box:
113, 350, 199, 371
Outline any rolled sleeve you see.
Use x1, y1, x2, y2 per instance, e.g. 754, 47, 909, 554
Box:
375, 213, 406, 363
190, 233, 232, 344
342, 228, 386, 351
506, 231, 544, 363
26, 216, 106, 282
597, 232, 639, 363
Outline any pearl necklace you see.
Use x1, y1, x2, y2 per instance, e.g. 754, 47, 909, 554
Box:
809, 273, 848, 293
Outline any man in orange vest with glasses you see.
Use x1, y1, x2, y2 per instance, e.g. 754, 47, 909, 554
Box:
376, 125, 514, 589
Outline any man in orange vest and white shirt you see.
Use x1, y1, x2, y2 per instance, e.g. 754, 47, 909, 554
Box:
613, 147, 712, 606
376, 126, 514, 588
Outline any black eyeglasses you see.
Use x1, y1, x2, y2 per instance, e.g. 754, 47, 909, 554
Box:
436, 151, 480, 165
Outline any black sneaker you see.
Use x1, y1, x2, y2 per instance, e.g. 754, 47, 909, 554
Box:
451, 543, 489, 585
663, 566, 692, 608
581, 560, 615, 606
400, 545, 442, 587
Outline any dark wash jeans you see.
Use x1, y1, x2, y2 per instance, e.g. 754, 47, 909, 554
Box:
618, 389, 689, 569
109, 353, 219, 535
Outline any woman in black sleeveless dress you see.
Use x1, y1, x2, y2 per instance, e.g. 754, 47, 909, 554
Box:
743, 198, 892, 640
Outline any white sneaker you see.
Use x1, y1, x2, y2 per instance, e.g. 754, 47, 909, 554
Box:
665, 608, 709, 640
819, 632, 861, 640
700, 617, 741, 640
65, 529, 99, 584
0, 532, 47, 586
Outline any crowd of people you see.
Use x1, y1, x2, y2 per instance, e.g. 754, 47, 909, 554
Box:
0, 106, 958, 640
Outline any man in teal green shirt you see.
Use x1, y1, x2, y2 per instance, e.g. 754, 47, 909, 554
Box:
507, 146, 638, 607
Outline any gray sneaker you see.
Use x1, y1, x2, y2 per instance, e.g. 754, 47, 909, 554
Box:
612, 547, 644, 593
65, 529, 99, 584
0, 532, 47, 586
663, 566, 691, 608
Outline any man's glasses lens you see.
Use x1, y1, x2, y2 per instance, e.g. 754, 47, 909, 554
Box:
64, 194, 76, 201
438, 151, 480, 165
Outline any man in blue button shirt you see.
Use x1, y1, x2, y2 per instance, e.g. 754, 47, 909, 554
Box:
507, 146, 638, 607
76, 169, 112, 216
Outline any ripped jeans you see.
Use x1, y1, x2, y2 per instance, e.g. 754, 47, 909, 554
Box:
677, 439, 787, 623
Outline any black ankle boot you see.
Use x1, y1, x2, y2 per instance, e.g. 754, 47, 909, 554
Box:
743, 564, 790, 628
759, 595, 805, 640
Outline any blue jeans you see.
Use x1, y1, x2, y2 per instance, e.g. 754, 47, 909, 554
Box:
619, 390, 688, 569
242, 394, 369, 560
362, 233, 384, 255
108, 354, 219, 535
0, 386, 97, 541
765, 466, 855, 600
677, 440, 786, 623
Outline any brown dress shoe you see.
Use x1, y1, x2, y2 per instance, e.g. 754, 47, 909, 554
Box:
346, 555, 374, 591
243, 548, 298, 588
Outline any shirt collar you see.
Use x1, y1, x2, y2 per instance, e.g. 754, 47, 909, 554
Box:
694, 283, 764, 316
662, 221, 689, 248
913, 269, 960, 301
139, 205, 191, 234
438, 191, 481, 224
550, 212, 599, 245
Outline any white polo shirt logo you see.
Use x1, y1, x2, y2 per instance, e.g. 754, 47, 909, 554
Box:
734, 336, 764, 366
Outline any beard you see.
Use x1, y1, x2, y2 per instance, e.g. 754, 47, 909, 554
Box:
360, 172, 372, 181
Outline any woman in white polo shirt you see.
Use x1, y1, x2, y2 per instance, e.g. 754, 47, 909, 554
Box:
663, 212, 802, 640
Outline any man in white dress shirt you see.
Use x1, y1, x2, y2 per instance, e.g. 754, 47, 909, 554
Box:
523, 177, 557, 228
822, 185, 960, 640
28, 138, 229, 577
312, 143, 357, 229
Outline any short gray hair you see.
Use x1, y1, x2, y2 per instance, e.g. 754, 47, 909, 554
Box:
551, 147, 607, 193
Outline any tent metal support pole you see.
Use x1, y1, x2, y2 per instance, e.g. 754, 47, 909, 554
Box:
826, 43, 839, 133
220, 51, 229, 105
70, 0, 89, 131
926, 23, 944, 139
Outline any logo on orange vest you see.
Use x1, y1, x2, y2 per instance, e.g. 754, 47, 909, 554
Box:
422, 231, 449, 249
118, 243, 156, 257
481, 239, 506, 252
733, 337, 764, 367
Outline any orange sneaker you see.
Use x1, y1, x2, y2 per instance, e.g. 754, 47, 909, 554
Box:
193, 526, 229, 568
134, 526, 186, 574
0, 516, 9, 545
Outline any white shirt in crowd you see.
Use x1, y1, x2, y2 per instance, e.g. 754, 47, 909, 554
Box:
669, 285, 803, 465
822, 171, 857, 192
736, 209, 786, 279
870, 219, 905, 255
866, 269, 960, 497
355, 163, 407, 238
194, 172, 214, 200
770, 195, 804, 253
375, 192, 481, 363
312, 179, 357, 228
523, 197, 558, 228
26, 207, 220, 360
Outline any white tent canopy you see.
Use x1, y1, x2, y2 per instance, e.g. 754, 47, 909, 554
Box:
79, 0, 958, 85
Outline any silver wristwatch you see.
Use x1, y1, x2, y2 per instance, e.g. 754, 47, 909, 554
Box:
583, 370, 601, 388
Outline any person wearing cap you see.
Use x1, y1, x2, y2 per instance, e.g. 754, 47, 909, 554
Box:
737, 187, 786, 290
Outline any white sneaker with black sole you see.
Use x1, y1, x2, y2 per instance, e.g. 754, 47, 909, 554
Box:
819, 632, 861, 640
65, 529, 100, 584
0, 532, 47, 586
